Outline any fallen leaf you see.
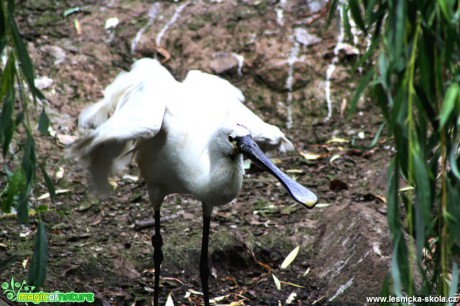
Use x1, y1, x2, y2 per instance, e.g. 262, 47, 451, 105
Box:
165, 292, 174, 306
280, 280, 305, 288
210, 295, 227, 303
105, 17, 119, 30
314, 203, 331, 208
37, 189, 71, 200
144, 286, 154, 293
90, 217, 102, 226
122, 175, 139, 182
154, 47, 171, 63
329, 154, 342, 164
109, 179, 118, 189
286, 292, 297, 304
22, 258, 28, 269
185, 289, 203, 296
326, 137, 348, 144
162, 277, 184, 286
74, 18, 82, 35
63, 7, 81, 17
299, 151, 323, 160
285, 169, 304, 174
272, 273, 281, 291
55, 167, 64, 180
57, 134, 77, 145
340, 98, 347, 116
281, 246, 300, 269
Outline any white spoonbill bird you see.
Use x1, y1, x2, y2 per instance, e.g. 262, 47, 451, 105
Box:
73, 58, 317, 306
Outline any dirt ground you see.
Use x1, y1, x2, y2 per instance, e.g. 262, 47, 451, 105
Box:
1, 1, 392, 305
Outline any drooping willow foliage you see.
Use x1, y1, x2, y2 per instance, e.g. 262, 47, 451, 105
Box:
1, 0, 52, 288
334, 0, 460, 301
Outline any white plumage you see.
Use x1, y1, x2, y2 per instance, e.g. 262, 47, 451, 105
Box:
73, 58, 317, 306
74, 58, 296, 199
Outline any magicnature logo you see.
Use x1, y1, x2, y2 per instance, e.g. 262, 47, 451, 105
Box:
2, 277, 94, 304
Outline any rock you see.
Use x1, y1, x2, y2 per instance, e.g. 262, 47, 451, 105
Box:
34, 76, 54, 90
294, 28, 321, 47
40, 45, 66, 65
311, 203, 391, 303
255, 58, 312, 92
209, 52, 239, 75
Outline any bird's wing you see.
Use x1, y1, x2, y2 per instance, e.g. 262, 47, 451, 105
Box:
182, 70, 294, 152
72, 58, 176, 192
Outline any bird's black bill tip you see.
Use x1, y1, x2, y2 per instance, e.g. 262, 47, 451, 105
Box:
236, 135, 318, 208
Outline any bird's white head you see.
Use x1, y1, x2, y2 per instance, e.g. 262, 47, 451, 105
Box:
211, 123, 250, 159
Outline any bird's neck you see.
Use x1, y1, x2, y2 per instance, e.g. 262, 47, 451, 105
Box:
202, 152, 244, 206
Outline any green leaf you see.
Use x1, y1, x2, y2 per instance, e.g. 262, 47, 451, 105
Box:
349, 0, 366, 34
439, 83, 459, 128
327, 0, 340, 26
16, 132, 36, 223
450, 142, 460, 180
352, 35, 379, 72
1, 96, 14, 156
28, 221, 48, 289
387, 159, 403, 242
368, 122, 385, 148
1, 168, 25, 213
390, 233, 403, 297
39, 164, 56, 202
342, 5, 352, 43
36, 205, 49, 214
6, 0, 44, 102
0, 2, 5, 56
364, 0, 378, 24
38, 107, 50, 136
348, 68, 374, 116
16, 192, 30, 224
438, 0, 452, 21
392, 0, 406, 61
22, 131, 36, 187
377, 53, 389, 90
447, 178, 460, 244
413, 150, 432, 223
0, 54, 16, 156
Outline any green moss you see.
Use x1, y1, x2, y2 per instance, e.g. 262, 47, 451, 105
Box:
187, 18, 206, 31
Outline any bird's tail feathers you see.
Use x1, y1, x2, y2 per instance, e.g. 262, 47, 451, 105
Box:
277, 136, 295, 153
250, 125, 295, 153
71, 136, 134, 196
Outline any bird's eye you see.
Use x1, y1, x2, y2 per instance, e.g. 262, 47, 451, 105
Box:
228, 135, 235, 142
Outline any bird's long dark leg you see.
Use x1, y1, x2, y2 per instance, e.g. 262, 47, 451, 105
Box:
152, 210, 163, 306
200, 206, 212, 306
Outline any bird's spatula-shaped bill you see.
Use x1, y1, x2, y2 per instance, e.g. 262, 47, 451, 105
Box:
236, 135, 318, 208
